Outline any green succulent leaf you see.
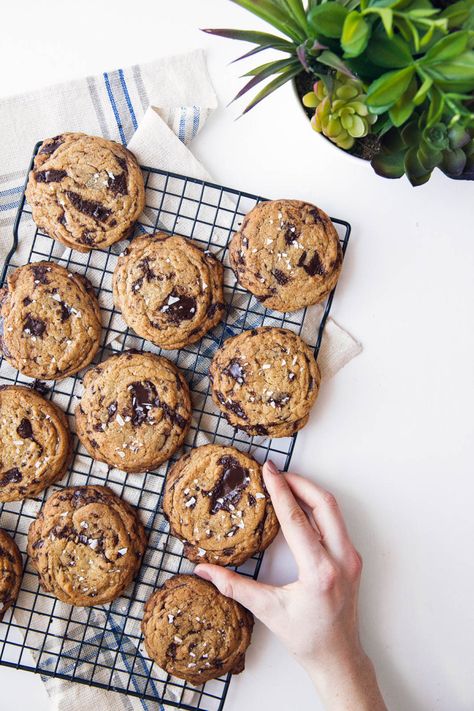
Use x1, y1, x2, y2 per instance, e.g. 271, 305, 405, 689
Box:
278, 0, 311, 33
366, 33, 413, 68
228, 0, 306, 42
371, 150, 406, 179
440, 0, 473, 29
363, 7, 394, 36
367, 66, 416, 113
309, 3, 349, 38
413, 75, 433, 105
341, 11, 371, 57
317, 50, 357, 78
389, 81, 417, 126
404, 148, 433, 185
241, 63, 302, 114
426, 51, 474, 91
422, 30, 469, 63
427, 86, 445, 125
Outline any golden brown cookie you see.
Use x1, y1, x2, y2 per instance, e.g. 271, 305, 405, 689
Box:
163, 445, 279, 566
0, 385, 71, 502
113, 233, 225, 350
210, 327, 320, 438
75, 351, 192, 473
0, 529, 22, 621
230, 199, 343, 312
0, 261, 101, 380
142, 574, 253, 684
27, 485, 147, 606
25, 133, 145, 252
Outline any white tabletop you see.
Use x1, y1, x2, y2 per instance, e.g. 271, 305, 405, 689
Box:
1, 1, 473, 710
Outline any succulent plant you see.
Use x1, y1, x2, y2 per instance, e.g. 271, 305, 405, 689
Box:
205, 0, 474, 186
372, 113, 474, 185
303, 74, 377, 149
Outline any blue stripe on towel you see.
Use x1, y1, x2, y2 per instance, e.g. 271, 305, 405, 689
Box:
192, 105, 200, 138
118, 69, 138, 131
178, 107, 186, 143
103, 72, 127, 144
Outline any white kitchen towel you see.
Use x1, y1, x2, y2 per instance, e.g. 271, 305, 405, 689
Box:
0, 50, 362, 711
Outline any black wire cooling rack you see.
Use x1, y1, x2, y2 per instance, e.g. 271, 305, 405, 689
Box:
0, 142, 351, 711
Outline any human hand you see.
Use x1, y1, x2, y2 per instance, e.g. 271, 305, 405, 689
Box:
195, 461, 387, 711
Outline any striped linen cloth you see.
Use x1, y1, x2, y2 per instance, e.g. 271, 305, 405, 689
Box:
0, 49, 361, 711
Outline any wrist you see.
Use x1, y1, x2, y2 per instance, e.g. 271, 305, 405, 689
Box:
304, 647, 387, 711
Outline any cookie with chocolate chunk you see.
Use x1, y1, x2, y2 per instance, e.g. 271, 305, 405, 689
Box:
27, 485, 147, 606
75, 351, 192, 472
0, 529, 22, 621
0, 385, 71, 502
210, 327, 320, 438
26, 133, 145, 252
142, 574, 253, 684
163, 444, 278, 566
0, 261, 101, 380
113, 233, 225, 350
230, 199, 343, 312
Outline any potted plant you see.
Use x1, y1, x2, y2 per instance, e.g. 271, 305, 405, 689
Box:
204, 0, 474, 185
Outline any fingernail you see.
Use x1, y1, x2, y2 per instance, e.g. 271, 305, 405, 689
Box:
264, 460, 280, 476
194, 566, 211, 581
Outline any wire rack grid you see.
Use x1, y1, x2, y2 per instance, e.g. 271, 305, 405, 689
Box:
0, 143, 351, 711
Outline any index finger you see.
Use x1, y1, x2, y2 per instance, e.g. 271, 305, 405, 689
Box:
263, 461, 330, 574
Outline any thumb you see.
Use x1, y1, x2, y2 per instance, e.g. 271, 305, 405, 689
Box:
195, 564, 276, 623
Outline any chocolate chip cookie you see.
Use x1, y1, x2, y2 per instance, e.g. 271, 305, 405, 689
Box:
210, 327, 320, 438
27, 485, 147, 606
230, 199, 343, 312
0, 261, 101, 380
113, 233, 225, 350
0, 529, 22, 621
25, 133, 145, 252
0, 385, 71, 502
142, 574, 253, 684
163, 445, 278, 566
75, 351, 192, 472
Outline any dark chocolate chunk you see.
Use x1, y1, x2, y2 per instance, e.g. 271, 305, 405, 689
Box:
129, 381, 159, 426
39, 135, 64, 155
0, 468, 22, 487
107, 401, 118, 421
30, 380, 49, 395
59, 301, 71, 322
162, 290, 196, 324
210, 455, 249, 514
23, 296, 32, 306
284, 225, 298, 245
35, 169, 67, 183
31, 265, 50, 285
223, 359, 245, 384
17, 418, 33, 440
272, 269, 290, 286
216, 392, 248, 421
65, 191, 111, 222
23, 315, 46, 337
108, 172, 128, 196
303, 252, 325, 277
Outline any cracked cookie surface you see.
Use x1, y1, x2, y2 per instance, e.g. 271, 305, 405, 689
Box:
0, 529, 22, 621
0, 385, 71, 502
75, 351, 192, 472
0, 261, 101, 380
26, 133, 145, 252
230, 199, 343, 312
142, 574, 253, 684
27, 485, 147, 606
210, 327, 320, 438
113, 233, 225, 350
164, 444, 278, 566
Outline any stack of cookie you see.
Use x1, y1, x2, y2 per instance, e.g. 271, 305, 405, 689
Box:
0, 131, 344, 686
